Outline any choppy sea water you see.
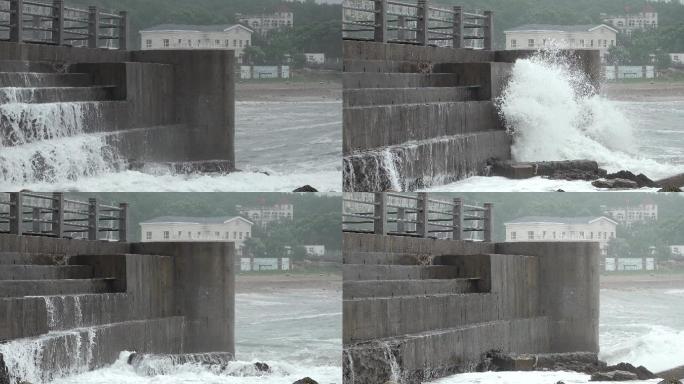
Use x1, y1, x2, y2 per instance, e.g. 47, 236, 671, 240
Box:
428, 285, 684, 384
50, 287, 342, 384
1, 100, 342, 192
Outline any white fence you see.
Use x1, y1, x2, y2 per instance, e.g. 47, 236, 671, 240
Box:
605, 257, 655, 272
604, 65, 655, 80
240, 65, 290, 80
240, 257, 290, 271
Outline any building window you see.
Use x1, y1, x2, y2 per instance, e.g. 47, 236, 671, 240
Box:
233, 231, 237, 239
215, 231, 220, 238
188, 40, 192, 47
580, 231, 585, 239
146, 231, 152, 240
188, 231, 192, 238
511, 39, 517, 48
245, 40, 250, 47
197, 231, 201, 238
511, 231, 517, 240
527, 231, 534, 240
145, 39, 152, 48
239, 232, 243, 239
178, 39, 182, 45
225, 40, 230, 47
245, 232, 250, 238
215, 39, 220, 45
163, 231, 169, 239
233, 39, 237, 47
178, 231, 182, 238
225, 232, 229, 239
239, 40, 243, 48
163, 39, 169, 48
580, 39, 585, 47
528, 39, 534, 48
590, 40, 594, 47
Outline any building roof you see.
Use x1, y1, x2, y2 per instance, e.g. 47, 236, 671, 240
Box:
140, 216, 254, 226
504, 24, 618, 34
140, 24, 253, 34
505, 216, 618, 225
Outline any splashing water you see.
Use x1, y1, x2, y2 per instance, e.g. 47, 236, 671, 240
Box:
498, 51, 683, 180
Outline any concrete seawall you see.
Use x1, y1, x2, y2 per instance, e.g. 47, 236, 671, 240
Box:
0, 41, 235, 170
343, 233, 600, 384
342, 40, 601, 191
0, 234, 235, 383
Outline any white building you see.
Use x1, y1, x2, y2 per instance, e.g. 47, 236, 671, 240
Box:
602, 203, 658, 225
671, 245, 684, 258
670, 53, 684, 65
504, 216, 618, 256
304, 53, 326, 65
139, 24, 253, 63
237, 203, 294, 228
237, 8, 293, 36
601, 5, 658, 35
304, 245, 326, 257
648, 0, 684, 4
504, 24, 618, 62
140, 216, 253, 256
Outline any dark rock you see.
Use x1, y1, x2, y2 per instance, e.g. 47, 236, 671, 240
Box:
590, 370, 638, 381
656, 173, 684, 190
659, 186, 682, 192
658, 379, 683, 384
606, 170, 657, 188
605, 363, 656, 380
254, 362, 270, 372
534, 352, 605, 374
557, 189, 565, 192
292, 378, 318, 384
293, 185, 318, 192
490, 160, 606, 181
592, 178, 639, 189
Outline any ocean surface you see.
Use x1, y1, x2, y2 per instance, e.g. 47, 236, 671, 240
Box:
428, 284, 684, 384
0, 100, 342, 192
48, 286, 342, 384
427, 54, 684, 192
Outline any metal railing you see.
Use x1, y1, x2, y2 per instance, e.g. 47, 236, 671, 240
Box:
0, 192, 128, 242
342, 0, 493, 50
343, 192, 493, 242
0, 0, 127, 49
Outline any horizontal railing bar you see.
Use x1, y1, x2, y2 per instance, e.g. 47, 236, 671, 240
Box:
386, 0, 420, 8
343, 213, 379, 220
343, 198, 376, 205
343, 6, 376, 13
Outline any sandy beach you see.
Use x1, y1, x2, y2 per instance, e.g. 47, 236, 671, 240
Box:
236, 271, 342, 294
602, 81, 684, 102
601, 272, 684, 289
236, 79, 342, 102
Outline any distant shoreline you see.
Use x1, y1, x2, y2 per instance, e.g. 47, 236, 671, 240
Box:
235, 77, 342, 102
602, 81, 684, 102
601, 272, 684, 289
236, 271, 342, 294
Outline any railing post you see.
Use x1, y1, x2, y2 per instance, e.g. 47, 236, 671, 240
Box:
484, 203, 493, 242
118, 202, 128, 242
52, 0, 64, 46
88, 6, 99, 48
396, 207, 406, 233
484, 10, 494, 50
397, 15, 406, 42
416, 192, 428, 238
52, 192, 64, 238
452, 6, 463, 48
9, 192, 23, 235
119, 11, 128, 50
88, 198, 99, 240
416, 0, 429, 46
373, 193, 387, 236
32, 207, 41, 234
452, 198, 463, 241
374, 0, 387, 43
9, 0, 24, 43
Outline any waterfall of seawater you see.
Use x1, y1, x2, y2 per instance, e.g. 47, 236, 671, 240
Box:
380, 342, 402, 384
499, 49, 682, 180
0, 101, 125, 185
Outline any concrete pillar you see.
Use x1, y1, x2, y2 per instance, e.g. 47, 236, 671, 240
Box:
131, 242, 236, 355
32, 207, 41, 234
397, 15, 406, 41
452, 198, 463, 240
9, 192, 22, 236
119, 11, 128, 50
88, 198, 99, 240
118, 202, 128, 242
495, 242, 600, 353
374, 193, 387, 236
484, 203, 493, 242
9, 0, 24, 43
374, 0, 387, 43
484, 11, 494, 50
52, 192, 64, 238
417, 192, 428, 238
416, 0, 429, 46
52, 0, 65, 46
396, 207, 406, 233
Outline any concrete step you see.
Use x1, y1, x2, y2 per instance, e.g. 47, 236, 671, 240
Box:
343, 72, 464, 89
343, 251, 434, 266
0, 60, 64, 73
343, 264, 461, 281
344, 86, 482, 107
343, 278, 480, 299
0, 252, 67, 266
0, 86, 118, 104
344, 317, 550, 384
344, 100, 502, 151
0, 72, 92, 87
0, 278, 117, 297
0, 265, 93, 280
0, 316, 185, 384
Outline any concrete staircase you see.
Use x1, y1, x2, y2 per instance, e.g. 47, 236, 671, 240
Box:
0, 251, 183, 383
343, 246, 549, 384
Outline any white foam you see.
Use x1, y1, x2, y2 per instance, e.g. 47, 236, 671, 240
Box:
422, 176, 660, 192
498, 51, 683, 180
600, 324, 684, 373
427, 371, 659, 384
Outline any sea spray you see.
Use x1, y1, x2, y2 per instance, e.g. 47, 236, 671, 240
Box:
380, 341, 402, 384
498, 49, 681, 180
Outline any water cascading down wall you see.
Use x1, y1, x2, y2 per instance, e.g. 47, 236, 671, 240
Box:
0, 234, 235, 383
342, 233, 600, 384
0, 41, 235, 186
342, 40, 601, 191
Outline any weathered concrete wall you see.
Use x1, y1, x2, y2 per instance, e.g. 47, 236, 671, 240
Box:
343, 233, 599, 384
